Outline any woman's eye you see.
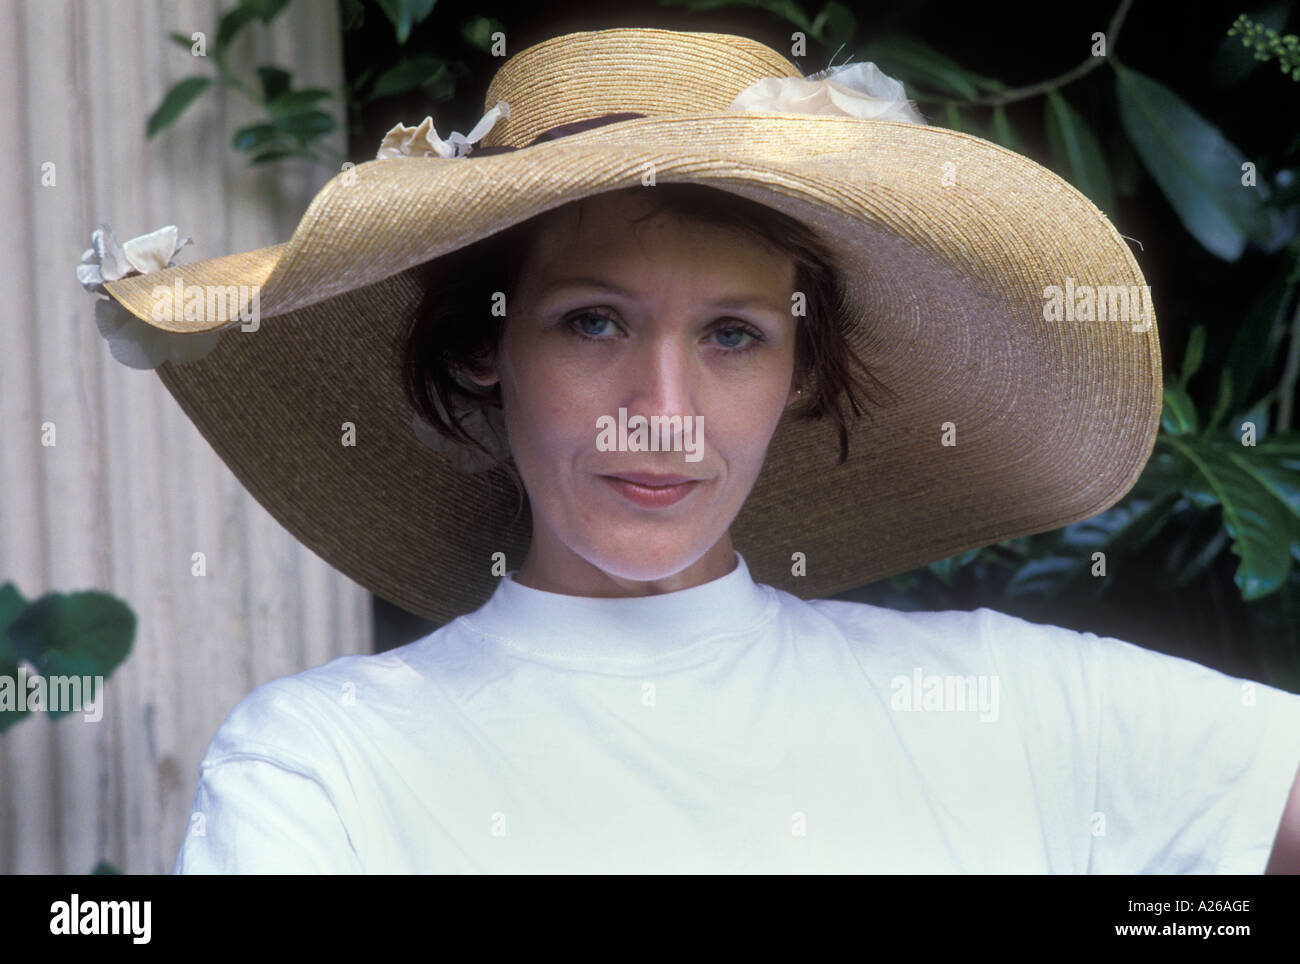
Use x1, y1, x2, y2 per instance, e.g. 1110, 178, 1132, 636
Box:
565, 311, 763, 352
711, 324, 760, 351
567, 311, 618, 338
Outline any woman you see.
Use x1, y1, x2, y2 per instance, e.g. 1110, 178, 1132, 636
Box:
84, 27, 1300, 873
402, 182, 880, 597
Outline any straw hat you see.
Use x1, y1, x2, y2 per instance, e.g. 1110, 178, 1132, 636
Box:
86, 27, 1162, 625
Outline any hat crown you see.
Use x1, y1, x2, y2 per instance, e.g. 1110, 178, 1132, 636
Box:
480, 28, 803, 148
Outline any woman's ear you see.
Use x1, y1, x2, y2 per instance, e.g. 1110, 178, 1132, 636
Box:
786, 384, 803, 407
465, 368, 500, 389
459, 352, 500, 389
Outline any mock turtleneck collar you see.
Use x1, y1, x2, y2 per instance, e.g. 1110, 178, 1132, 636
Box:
456, 551, 776, 664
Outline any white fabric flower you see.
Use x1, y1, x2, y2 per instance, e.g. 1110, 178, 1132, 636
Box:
376, 101, 511, 160
77, 224, 190, 290
729, 61, 928, 125
411, 405, 510, 474
92, 296, 223, 370
77, 223, 222, 371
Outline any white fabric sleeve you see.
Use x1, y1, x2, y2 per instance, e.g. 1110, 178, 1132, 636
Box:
173, 754, 362, 874
173, 678, 364, 874
1086, 629, 1300, 874
980, 605, 1300, 874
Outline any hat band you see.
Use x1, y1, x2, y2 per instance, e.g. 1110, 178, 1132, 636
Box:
470, 111, 647, 156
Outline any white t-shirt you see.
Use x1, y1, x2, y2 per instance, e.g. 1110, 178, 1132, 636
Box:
173, 552, 1300, 873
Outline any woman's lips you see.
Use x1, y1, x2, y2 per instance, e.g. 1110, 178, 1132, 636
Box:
599, 473, 702, 509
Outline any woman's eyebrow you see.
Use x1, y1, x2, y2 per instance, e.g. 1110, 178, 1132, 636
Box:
539, 277, 788, 314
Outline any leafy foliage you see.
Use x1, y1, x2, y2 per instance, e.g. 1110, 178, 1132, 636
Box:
0, 582, 135, 732
149, 0, 503, 167
3, 584, 136, 870
1228, 12, 1300, 81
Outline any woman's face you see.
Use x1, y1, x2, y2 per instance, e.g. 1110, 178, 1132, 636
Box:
471, 189, 799, 596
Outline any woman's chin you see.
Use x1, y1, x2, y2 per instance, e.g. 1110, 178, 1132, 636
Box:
579, 535, 721, 587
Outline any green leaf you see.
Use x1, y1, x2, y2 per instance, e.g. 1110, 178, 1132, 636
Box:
90, 860, 122, 874
810, 1, 856, 49
1212, 0, 1292, 86
942, 104, 985, 138
422, 66, 457, 102
1109, 129, 1144, 198
216, 4, 259, 51
1161, 381, 1199, 435
0, 582, 28, 636
1225, 270, 1293, 415
1063, 494, 1180, 555
759, 0, 817, 34
9, 591, 135, 675
1004, 555, 1080, 598
1133, 446, 1197, 499
348, 64, 377, 96
0, 583, 30, 732
1232, 439, 1300, 522
265, 88, 333, 115
1169, 520, 1230, 588
1106, 491, 1183, 555
369, 55, 451, 100
1180, 324, 1206, 383
861, 35, 1005, 100
146, 76, 212, 138
272, 109, 336, 139
7, 590, 135, 719
1238, 399, 1271, 442
246, 0, 292, 22
1207, 366, 1234, 432
250, 149, 301, 164
1114, 63, 1273, 261
460, 16, 505, 53
1165, 436, 1294, 599
341, 0, 365, 30
927, 547, 981, 586
887, 570, 920, 593
232, 122, 278, 152
1006, 492, 1181, 600
1044, 90, 1115, 216
169, 31, 198, 51
257, 66, 292, 102
659, 0, 815, 35
375, 0, 437, 45
1269, 167, 1300, 208
989, 105, 1025, 154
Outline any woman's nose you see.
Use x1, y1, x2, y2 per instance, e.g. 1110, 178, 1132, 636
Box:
620, 334, 696, 417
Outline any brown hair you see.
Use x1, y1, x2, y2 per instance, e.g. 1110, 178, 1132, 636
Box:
399, 183, 893, 499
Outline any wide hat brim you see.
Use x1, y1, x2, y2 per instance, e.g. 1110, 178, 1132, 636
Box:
103, 39, 1161, 625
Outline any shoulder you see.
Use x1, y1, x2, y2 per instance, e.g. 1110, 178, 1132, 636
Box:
777, 589, 1006, 663
795, 590, 1300, 713
200, 658, 350, 771
201, 631, 453, 774
781, 591, 1123, 702
800, 593, 988, 639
